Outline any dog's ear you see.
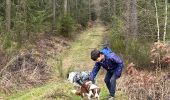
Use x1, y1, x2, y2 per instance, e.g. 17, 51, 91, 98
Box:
98, 88, 101, 94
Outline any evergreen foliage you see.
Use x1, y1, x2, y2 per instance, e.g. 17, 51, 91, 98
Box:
57, 15, 76, 37
0, 0, 93, 52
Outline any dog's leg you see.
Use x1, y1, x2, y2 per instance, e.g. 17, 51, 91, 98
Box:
97, 96, 100, 100
87, 96, 91, 100
86, 93, 91, 100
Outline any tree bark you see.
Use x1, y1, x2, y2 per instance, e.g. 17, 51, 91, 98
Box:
52, 0, 56, 30
64, 0, 67, 15
6, 0, 11, 31
154, 0, 160, 42
163, 0, 168, 43
107, 0, 111, 17
89, 0, 91, 21
68, 0, 70, 14
127, 0, 138, 39
131, 0, 138, 39
75, 0, 78, 20
111, 0, 116, 16
21, 0, 27, 32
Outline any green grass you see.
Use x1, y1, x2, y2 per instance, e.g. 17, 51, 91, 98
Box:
2, 23, 128, 100
6, 82, 80, 100
47, 23, 106, 78
99, 86, 128, 100
5, 83, 127, 100
7, 83, 58, 100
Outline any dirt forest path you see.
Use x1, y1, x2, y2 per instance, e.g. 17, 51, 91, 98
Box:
62, 22, 106, 72
6, 22, 106, 100
6, 22, 127, 100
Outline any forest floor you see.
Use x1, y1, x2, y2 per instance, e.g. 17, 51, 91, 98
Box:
1, 22, 128, 100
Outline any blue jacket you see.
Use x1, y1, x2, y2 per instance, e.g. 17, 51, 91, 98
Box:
89, 47, 124, 81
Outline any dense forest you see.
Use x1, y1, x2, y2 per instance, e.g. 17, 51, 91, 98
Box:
0, 0, 170, 100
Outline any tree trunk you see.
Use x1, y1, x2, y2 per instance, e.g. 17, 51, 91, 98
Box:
75, 0, 78, 20
125, 0, 130, 51
52, 0, 56, 30
111, 0, 116, 16
130, 0, 138, 39
125, 0, 138, 49
21, 0, 27, 32
163, 0, 168, 43
107, 0, 111, 17
89, 0, 91, 21
64, 0, 67, 15
154, 0, 160, 42
68, 0, 70, 14
126, 0, 138, 39
6, 0, 11, 31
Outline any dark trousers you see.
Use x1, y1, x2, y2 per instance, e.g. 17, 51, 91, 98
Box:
104, 70, 116, 97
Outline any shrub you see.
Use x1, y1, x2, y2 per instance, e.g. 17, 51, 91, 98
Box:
110, 33, 151, 68
109, 16, 126, 54
109, 16, 150, 68
3, 34, 12, 50
57, 15, 76, 37
78, 15, 89, 27
126, 40, 150, 68
91, 11, 97, 21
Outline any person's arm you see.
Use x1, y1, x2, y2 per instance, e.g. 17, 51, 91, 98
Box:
109, 53, 124, 78
89, 62, 101, 81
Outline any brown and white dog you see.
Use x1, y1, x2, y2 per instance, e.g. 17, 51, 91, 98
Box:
72, 81, 101, 100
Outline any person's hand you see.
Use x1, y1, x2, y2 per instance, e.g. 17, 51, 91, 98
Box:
88, 81, 92, 84
115, 66, 123, 79
85, 80, 92, 85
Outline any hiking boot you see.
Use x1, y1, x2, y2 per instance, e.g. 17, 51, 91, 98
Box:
108, 96, 115, 100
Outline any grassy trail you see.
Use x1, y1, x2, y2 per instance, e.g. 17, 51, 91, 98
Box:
62, 23, 106, 72
5, 23, 127, 100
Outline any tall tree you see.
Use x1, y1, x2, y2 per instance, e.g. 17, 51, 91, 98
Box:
127, 0, 138, 39
20, 0, 27, 33
75, 0, 78, 20
107, 0, 111, 17
94, 0, 101, 18
131, 0, 138, 38
52, 0, 56, 30
163, 0, 168, 43
64, 0, 67, 15
110, 0, 116, 16
6, 0, 11, 31
89, 0, 91, 21
154, 0, 160, 42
